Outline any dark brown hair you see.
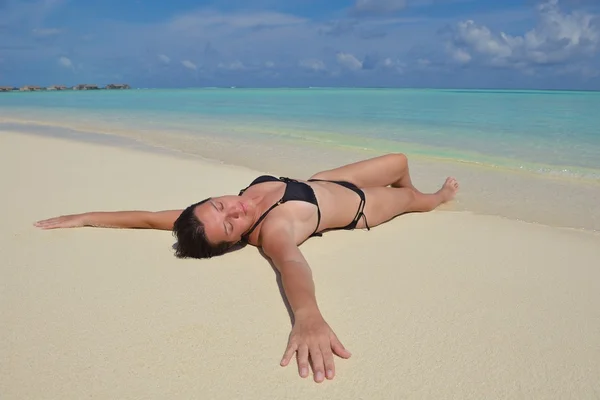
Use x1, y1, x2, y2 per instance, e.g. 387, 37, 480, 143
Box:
172, 199, 233, 259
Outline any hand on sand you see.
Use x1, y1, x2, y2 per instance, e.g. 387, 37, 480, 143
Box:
34, 214, 86, 229
280, 313, 351, 383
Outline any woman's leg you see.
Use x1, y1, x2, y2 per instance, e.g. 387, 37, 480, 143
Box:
352, 177, 459, 229
309, 153, 416, 189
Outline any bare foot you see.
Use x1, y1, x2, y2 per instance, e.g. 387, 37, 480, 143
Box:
438, 177, 459, 203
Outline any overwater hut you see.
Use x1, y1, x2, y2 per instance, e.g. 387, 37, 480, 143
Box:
19, 86, 43, 91
73, 84, 99, 90
105, 83, 131, 90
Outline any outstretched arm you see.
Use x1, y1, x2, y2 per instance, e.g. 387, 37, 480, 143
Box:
34, 210, 183, 230
261, 222, 352, 384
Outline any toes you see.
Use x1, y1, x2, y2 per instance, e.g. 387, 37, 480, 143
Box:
448, 177, 459, 189
441, 177, 459, 195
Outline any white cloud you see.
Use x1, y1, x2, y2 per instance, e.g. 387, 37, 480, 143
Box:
181, 60, 197, 70
158, 54, 171, 64
300, 59, 327, 71
58, 56, 73, 68
382, 57, 406, 73
452, 48, 472, 64
447, 0, 599, 70
361, 54, 406, 72
218, 60, 245, 70
336, 52, 363, 70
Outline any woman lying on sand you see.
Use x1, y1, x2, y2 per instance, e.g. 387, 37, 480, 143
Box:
35, 153, 459, 384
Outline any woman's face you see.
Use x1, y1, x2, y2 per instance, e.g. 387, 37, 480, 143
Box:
193, 195, 255, 244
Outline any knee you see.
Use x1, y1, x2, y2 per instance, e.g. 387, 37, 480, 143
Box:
395, 153, 407, 162
384, 153, 407, 173
387, 153, 407, 165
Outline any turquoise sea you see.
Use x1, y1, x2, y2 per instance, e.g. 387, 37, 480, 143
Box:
1, 88, 600, 181
1, 88, 599, 231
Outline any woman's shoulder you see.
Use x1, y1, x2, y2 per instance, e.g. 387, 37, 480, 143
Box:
259, 217, 300, 255
259, 207, 318, 249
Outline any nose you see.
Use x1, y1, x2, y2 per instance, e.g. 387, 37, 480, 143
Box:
228, 206, 243, 219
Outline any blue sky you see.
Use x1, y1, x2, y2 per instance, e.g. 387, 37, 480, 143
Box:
1, 0, 599, 89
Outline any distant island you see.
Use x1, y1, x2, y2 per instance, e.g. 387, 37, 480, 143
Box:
0, 84, 131, 92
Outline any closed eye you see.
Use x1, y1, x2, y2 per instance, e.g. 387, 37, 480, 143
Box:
223, 220, 233, 235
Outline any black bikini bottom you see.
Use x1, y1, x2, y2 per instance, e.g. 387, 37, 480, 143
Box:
308, 178, 370, 231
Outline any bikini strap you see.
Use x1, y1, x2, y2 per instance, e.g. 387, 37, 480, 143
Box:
354, 196, 370, 231
241, 198, 283, 242
311, 207, 322, 237
309, 178, 369, 231
241, 176, 323, 241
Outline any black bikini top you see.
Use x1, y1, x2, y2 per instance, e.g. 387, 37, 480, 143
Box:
238, 175, 322, 242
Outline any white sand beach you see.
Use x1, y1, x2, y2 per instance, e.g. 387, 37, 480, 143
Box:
2, 130, 600, 399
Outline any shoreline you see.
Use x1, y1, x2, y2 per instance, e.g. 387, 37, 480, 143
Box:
2, 120, 599, 233
3, 115, 600, 184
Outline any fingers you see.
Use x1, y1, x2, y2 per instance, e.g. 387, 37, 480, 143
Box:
288, 344, 339, 383
283, 343, 320, 382
320, 342, 336, 380
310, 345, 325, 383
281, 326, 351, 383
34, 219, 58, 229
297, 345, 310, 379
34, 218, 54, 225
34, 217, 63, 229
330, 333, 352, 359
280, 342, 297, 367
33, 215, 78, 229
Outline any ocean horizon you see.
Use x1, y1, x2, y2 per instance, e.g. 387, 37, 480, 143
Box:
4, 85, 600, 91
